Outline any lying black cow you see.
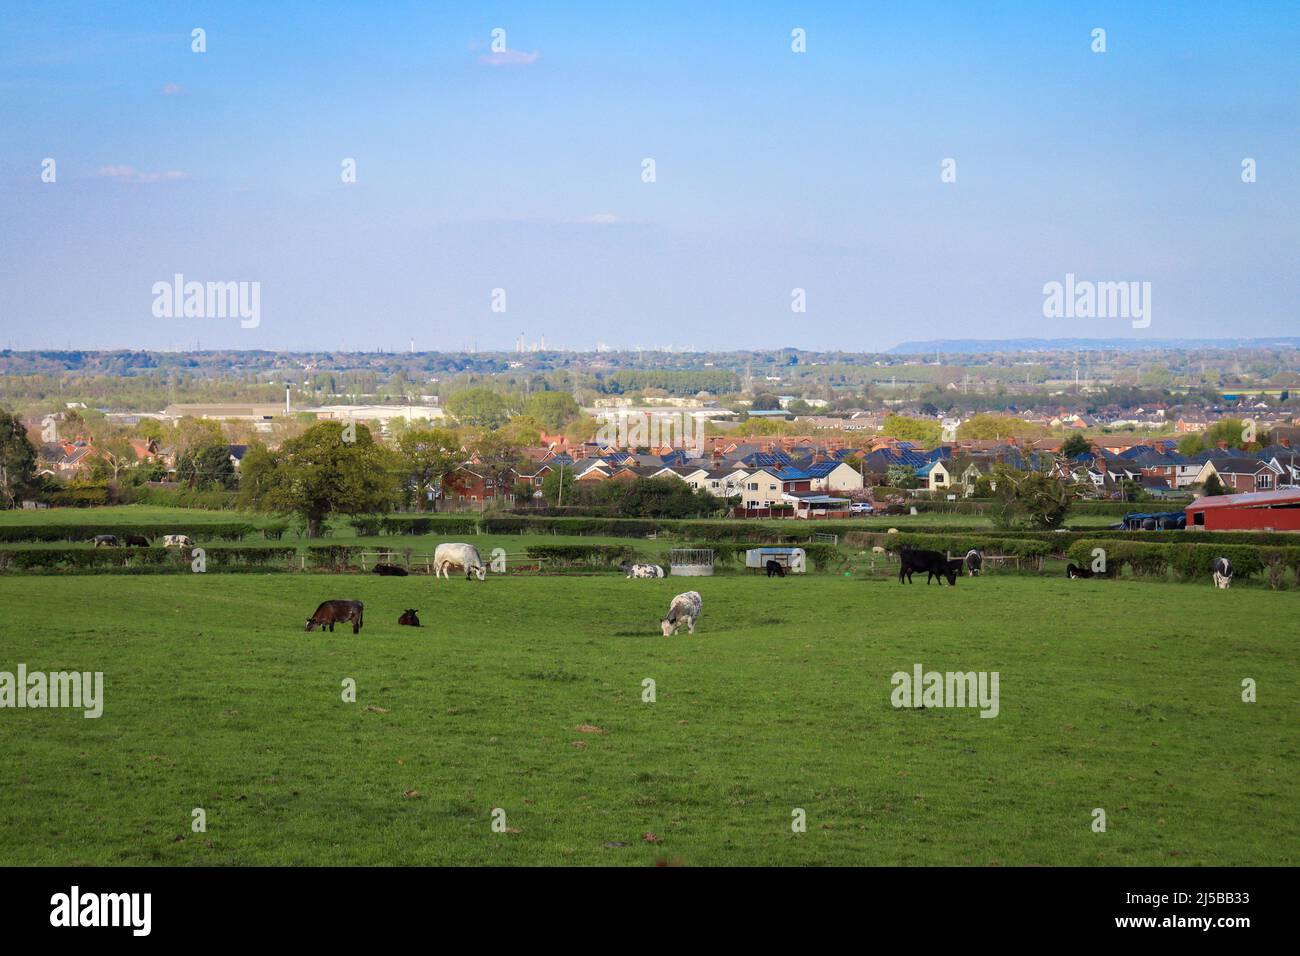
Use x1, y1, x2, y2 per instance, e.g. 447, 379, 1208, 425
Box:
122, 534, 151, 547
765, 560, 786, 578
965, 549, 982, 576
305, 600, 364, 634
372, 563, 408, 576
1066, 563, 1099, 579
398, 609, 421, 626
898, 548, 958, 586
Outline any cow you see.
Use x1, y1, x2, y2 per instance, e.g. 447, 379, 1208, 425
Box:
1066, 563, 1095, 579
660, 591, 702, 636
305, 600, 364, 634
433, 542, 487, 581
897, 548, 958, 586
373, 563, 408, 576
122, 534, 151, 548
1212, 557, 1234, 590
162, 535, 193, 548
397, 609, 421, 627
91, 534, 119, 548
965, 549, 983, 576
765, 559, 786, 578
621, 563, 665, 579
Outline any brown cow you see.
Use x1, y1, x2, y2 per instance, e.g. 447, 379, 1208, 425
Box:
397, 609, 421, 627
305, 600, 364, 634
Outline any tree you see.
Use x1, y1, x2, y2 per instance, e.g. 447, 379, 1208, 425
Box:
881, 415, 941, 445
957, 414, 1047, 440
467, 431, 526, 506
397, 427, 460, 511
1060, 433, 1092, 458
177, 440, 235, 489
446, 388, 514, 429
540, 463, 576, 506
991, 469, 1073, 529
886, 464, 920, 490
1203, 472, 1226, 497
245, 422, 401, 537
521, 392, 580, 431
1177, 433, 1206, 456
97, 431, 138, 482
750, 393, 782, 411
0, 408, 38, 508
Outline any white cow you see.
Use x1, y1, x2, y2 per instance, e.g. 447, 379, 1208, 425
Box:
434, 542, 487, 581
660, 591, 702, 636
624, 563, 665, 579
162, 534, 193, 548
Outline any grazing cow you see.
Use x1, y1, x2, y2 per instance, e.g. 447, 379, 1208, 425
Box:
965, 549, 983, 576
765, 559, 786, 578
162, 534, 193, 548
621, 563, 665, 579
897, 548, 958, 586
433, 542, 487, 581
372, 563, 408, 576
1211, 557, 1233, 590
305, 600, 364, 634
91, 534, 119, 548
397, 609, 421, 627
122, 534, 151, 548
1066, 563, 1095, 579
660, 591, 702, 636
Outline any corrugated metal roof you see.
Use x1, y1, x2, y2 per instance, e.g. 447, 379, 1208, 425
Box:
1186, 489, 1300, 509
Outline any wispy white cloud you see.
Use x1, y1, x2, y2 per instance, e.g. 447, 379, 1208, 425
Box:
570, 213, 624, 225
96, 165, 190, 183
479, 48, 540, 66
161, 82, 184, 95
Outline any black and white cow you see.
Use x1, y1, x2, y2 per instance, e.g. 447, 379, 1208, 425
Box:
964, 549, 983, 576
660, 591, 702, 636
1211, 557, 1234, 590
621, 563, 665, 579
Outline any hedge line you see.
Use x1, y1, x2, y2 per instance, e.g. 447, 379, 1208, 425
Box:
0, 523, 260, 544
658, 542, 845, 572
888, 533, 1054, 561
1065, 538, 1300, 585
0, 546, 298, 573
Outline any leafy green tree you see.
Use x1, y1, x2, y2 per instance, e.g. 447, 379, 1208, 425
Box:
447, 388, 514, 429
245, 422, 401, 537
467, 430, 526, 505
881, 415, 941, 444
750, 393, 782, 411
177, 440, 235, 489
521, 392, 580, 431
397, 427, 461, 511
1203, 472, 1226, 496
0, 409, 38, 508
991, 469, 1073, 529
540, 463, 576, 506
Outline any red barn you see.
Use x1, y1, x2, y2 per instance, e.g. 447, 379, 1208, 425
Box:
1185, 489, 1300, 532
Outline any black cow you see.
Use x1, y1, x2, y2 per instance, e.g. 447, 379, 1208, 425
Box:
1211, 557, 1233, 589
898, 548, 958, 586
398, 609, 421, 626
122, 534, 151, 547
305, 600, 364, 634
965, 549, 983, 576
372, 563, 408, 576
765, 559, 786, 578
1066, 563, 1094, 579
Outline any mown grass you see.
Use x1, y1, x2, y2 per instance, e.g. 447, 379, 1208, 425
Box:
0, 572, 1293, 866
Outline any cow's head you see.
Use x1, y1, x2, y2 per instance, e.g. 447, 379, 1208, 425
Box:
304, 619, 317, 632
660, 618, 678, 637
473, 565, 487, 581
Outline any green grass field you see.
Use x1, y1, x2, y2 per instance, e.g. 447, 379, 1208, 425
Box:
0, 572, 1293, 866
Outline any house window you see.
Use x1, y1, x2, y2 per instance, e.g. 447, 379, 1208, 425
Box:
1257, 474, 1273, 490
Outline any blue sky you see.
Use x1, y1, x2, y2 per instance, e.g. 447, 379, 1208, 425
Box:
1, 1, 1296, 352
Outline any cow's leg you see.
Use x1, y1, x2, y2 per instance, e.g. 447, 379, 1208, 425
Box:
687, 618, 695, 634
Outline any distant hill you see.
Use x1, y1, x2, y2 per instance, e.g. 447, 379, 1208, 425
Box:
888, 337, 1300, 354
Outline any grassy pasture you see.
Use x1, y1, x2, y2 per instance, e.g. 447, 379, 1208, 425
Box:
0, 572, 1294, 866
